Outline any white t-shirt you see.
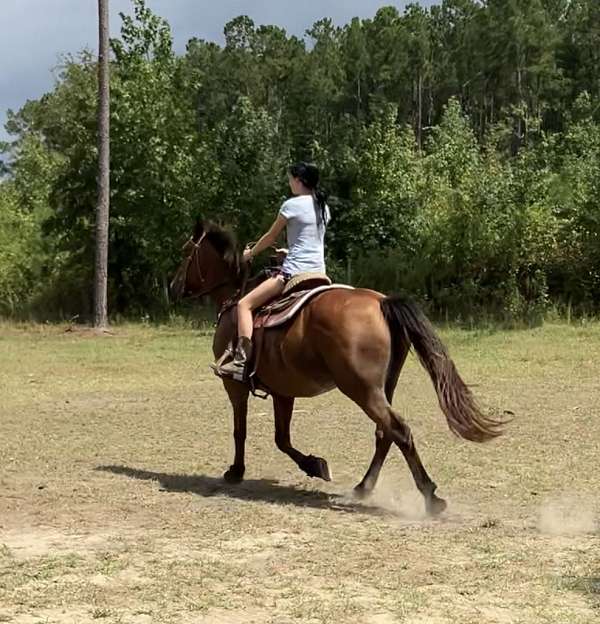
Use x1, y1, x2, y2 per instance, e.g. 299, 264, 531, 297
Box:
279, 194, 330, 275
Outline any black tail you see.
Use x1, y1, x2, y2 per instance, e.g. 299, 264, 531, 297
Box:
381, 296, 504, 442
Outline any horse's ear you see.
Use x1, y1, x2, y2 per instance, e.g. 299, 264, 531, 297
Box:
193, 217, 204, 240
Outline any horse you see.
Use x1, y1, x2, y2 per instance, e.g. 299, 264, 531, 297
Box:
170, 219, 504, 516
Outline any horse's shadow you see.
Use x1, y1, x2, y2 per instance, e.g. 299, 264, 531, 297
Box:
95, 464, 393, 517
560, 575, 600, 596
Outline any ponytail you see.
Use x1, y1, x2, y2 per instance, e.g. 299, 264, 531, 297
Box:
288, 161, 329, 227
313, 188, 329, 227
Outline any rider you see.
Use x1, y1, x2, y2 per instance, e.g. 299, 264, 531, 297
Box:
216, 162, 330, 381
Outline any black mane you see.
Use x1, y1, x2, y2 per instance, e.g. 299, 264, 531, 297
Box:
204, 222, 241, 276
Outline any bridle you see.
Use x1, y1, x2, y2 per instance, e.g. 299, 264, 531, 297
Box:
178, 233, 232, 300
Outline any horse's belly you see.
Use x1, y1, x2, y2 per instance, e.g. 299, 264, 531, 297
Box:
259, 369, 335, 397
256, 325, 334, 397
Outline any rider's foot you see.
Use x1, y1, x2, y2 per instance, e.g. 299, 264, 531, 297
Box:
214, 336, 253, 382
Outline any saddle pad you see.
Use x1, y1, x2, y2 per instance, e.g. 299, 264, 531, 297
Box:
254, 284, 354, 329
283, 272, 330, 295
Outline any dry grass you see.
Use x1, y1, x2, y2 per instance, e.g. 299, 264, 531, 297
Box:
0, 321, 599, 623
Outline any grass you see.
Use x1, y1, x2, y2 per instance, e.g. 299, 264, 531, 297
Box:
0, 321, 599, 623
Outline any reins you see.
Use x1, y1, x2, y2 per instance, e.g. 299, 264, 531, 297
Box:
180, 233, 232, 301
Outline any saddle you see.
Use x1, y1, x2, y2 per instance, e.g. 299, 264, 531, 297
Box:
254, 272, 350, 329
215, 273, 354, 397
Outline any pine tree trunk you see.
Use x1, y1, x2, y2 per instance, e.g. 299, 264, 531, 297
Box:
417, 71, 423, 151
94, 0, 110, 328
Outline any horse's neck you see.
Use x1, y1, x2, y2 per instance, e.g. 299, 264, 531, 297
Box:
210, 282, 238, 309
210, 268, 268, 311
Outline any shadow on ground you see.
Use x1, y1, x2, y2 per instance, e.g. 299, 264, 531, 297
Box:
96, 464, 402, 518
560, 575, 600, 596
558, 575, 600, 612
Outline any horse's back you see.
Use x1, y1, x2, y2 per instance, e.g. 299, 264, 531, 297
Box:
257, 287, 391, 397
307, 287, 388, 339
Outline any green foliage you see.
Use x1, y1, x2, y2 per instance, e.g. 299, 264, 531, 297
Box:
209, 96, 289, 242
548, 93, 600, 305
331, 107, 421, 256
2, 0, 600, 320
0, 183, 41, 313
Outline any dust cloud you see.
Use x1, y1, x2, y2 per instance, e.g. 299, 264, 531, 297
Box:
538, 496, 597, 536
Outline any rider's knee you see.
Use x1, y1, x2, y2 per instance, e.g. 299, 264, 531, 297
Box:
238, 297, 252, 312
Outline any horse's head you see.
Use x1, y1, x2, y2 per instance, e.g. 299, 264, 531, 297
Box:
170, 219, 241, 302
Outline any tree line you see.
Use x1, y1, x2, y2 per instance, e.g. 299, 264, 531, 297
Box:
1, 0, 600, 321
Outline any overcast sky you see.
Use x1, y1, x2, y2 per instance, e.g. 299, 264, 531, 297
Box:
1, 1, 436, 143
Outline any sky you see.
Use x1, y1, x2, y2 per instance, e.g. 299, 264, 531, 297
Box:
0, 0, 436, 143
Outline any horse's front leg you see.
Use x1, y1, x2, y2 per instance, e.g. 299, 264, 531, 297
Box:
223, 379, 250, 483
273, 394, 331, 481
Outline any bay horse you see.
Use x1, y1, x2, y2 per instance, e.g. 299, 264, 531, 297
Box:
170, 220, 504, 516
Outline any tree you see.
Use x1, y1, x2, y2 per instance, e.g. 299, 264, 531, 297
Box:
0, 182, 42, 314
3, 1, 600, 319
94, 0, 110, 328
109, 0, 207, 311
549, 92, 600, 305
340, 18, 369, 118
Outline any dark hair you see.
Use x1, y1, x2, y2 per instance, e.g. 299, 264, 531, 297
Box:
288, 162, 329, 226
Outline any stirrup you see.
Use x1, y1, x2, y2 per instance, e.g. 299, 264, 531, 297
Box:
210, 344, 234, 376
211, 337, 251, 382
215, 361, 247, 382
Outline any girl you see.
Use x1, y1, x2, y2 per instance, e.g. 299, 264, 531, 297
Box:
216, 162, 330, 381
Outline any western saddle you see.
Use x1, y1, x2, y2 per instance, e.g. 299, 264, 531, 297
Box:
213, 251, 353, 395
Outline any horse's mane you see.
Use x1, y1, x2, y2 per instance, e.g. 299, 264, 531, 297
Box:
204, 222, 241, 277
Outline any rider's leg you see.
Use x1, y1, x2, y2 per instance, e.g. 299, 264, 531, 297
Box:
217, 276, 286, 380
237, 276, 285, 339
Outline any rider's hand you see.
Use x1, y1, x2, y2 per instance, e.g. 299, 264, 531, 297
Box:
243, 247, 253, 263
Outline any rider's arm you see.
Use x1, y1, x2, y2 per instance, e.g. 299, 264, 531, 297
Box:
246, 215, 287, 260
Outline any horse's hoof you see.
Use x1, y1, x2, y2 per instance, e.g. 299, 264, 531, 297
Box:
223, 465, 245, 484
301, 455, 332, 481
353, 484, 373, 500
426, 494, 447, 517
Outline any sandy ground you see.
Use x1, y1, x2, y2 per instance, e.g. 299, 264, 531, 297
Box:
0, 322, 598, 623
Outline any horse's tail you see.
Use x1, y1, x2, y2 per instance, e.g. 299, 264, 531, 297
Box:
380, 295, 504, 442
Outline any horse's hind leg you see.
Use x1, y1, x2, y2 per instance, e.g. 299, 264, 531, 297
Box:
273, 394, 331, 481
354, 388, 446, 516
389, 405, 447, 516
354, 344, 408, 498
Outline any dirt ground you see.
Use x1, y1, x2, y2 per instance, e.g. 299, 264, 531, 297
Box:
0, 321, 598, 623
